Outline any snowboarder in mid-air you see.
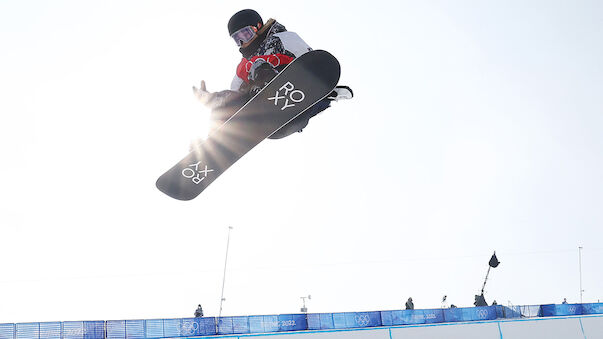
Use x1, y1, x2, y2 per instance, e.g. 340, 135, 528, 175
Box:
193, 9, 353, 139
156, 10, 344, 200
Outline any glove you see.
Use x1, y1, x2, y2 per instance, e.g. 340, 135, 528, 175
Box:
192, 80, 216, 107
248, 60, 278, 95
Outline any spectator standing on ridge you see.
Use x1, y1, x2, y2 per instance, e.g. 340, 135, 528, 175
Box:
405, 297, 414, 310
562, 298, 568, 304
194, 304, 204, 317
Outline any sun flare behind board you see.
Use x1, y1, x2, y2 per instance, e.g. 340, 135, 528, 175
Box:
184, 96, 211, 150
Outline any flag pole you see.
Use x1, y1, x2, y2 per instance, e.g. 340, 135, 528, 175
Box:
219, 226, 233, 319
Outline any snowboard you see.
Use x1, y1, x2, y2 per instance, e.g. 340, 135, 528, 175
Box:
156, 50, 341, 200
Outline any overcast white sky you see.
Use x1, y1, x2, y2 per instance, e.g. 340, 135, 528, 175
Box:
1, 0, 602, 324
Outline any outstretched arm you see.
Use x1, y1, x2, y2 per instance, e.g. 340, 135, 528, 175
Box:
193, 80, 242, 109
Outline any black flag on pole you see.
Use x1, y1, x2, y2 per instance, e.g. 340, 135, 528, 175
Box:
489, 252, 500, 268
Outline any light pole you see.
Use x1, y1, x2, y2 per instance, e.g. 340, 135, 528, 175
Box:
219, 226, 233, 318
579, 246, 584, 303
300, 295, 311, 313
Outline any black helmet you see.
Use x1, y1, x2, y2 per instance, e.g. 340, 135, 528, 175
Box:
228, 9, 263, 36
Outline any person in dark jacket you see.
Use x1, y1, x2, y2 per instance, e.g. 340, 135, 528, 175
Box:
474, 293, 488, 307
405, 297, 414, 310
194, 304, 204, 318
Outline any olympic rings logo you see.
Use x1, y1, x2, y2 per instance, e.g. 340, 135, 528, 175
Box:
354, 314, 371, 326
477, 309, 490, 319
245, 55, 282, 73
181, 321, 201, 334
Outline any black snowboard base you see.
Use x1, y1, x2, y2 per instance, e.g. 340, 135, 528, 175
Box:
156, 50, 341, 200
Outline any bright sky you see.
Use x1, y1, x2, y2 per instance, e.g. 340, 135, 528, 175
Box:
1, 0, 602, 324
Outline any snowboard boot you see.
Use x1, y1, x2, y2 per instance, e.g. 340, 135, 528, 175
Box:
327, 85, 353, 101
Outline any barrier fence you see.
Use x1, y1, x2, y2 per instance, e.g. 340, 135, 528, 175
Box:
0, 303, 601, 339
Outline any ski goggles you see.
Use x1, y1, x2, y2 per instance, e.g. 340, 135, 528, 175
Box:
231, 26, 257, 47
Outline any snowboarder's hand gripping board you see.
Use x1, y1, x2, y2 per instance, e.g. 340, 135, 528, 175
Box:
156, 50, 340, 200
